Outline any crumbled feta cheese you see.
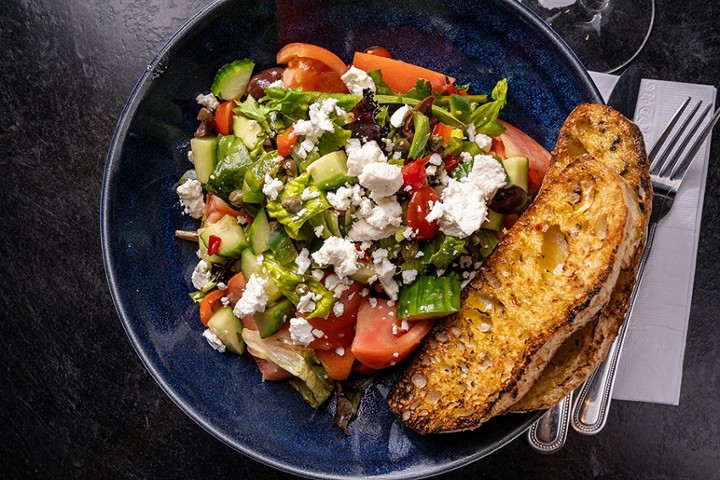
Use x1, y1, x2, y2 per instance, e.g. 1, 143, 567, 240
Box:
311, 237, 360, 278
402, 227, 416, 240
314, 225, 325, 238
176, 179, 205, 219
401, 319, 409, 331
327, 183, 364, 211
196, 92, 220, 111
348, 196, 404, 241
390, 104, 412, 128
311, 269, 325, 281
341, 66, 376, 96
217, 282, 227, 290
425, 200, 445, 223
266, 79, 285, 89
428, 153, 443, 166
191, 260, 212, 290
466, 122, 477, 141
335, 346, 345, 356
358, 162, 403, 199
372, 248, 399, 301
415, 250, 425, 258
297, 291, 321, 313
289, 317, 315, 346
202, 329, 226, 352
220, 296, 230, 307
295, 248, 312, 275
432, 155, 506, 238
401, 269, 418, 285
301, 187, 320, 200
293, 98, 345, 159
187, 150, 194, 165
233, 274, 269, 317
426, 165, 437, 176
262, 174, 283, 200
333, 301, 345, 317
368, 297, 378, 308
345, 138, 387, 176
474, 132, 493, 152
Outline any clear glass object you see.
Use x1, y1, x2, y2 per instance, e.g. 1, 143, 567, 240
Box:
519, 0, 656, 73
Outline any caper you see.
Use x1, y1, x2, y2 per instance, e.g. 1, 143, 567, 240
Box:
295, 283, 310, 297
428, 134, 445, 152
281, 195, 303, 213
228, 189, 244, 207
283, 159, 298, 177
401, 242, 419, 261
489, 184, 529, 214
394, 137, 410, 152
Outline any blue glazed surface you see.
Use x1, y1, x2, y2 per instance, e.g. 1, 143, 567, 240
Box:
101, 0, 601, 478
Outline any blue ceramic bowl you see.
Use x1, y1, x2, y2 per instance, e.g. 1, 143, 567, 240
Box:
101, 1, 601, 478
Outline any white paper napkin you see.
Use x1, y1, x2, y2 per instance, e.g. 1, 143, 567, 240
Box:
588, 71, 717, 405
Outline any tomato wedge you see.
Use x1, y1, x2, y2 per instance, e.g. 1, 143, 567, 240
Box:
316, 348, 355, 381
277, 43, 349, 76
406, 185, 440, 241
401, 157, 429, 193
203, 193, 251, 226
351, 51, 455, 94
213, 100, 236, 136
494, 119, 551, 195
307, 282, 364, 350
199, 289, 225, 326
351, 298, 434, 370
276, 126, 298, 157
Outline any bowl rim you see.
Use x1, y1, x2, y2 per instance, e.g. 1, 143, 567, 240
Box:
100, 0, 602, 478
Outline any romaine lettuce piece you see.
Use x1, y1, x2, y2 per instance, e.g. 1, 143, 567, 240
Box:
266, 172, 330, 239
421, 234, 469, 270
470, 78, 508, 136
242, 329, 333, 408
205, 135, 255, 201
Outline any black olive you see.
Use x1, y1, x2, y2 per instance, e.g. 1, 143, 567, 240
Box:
246, 67, 285, 100
489, 185, 529, 214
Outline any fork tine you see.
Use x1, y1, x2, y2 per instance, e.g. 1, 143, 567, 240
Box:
648, 96, 691, 164
660, 103, 712, 177
670, 106, 720, 181
652, 99, 703, 176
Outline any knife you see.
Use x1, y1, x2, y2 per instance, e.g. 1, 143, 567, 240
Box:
527, 65, 642, 454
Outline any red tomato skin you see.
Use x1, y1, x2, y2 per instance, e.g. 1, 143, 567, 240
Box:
213, 100, 236, 136
364, 46, 393, 58
401, 158, 429, 193
282, 57, 349, 93
431, 122, 453, 146
308, 282, 364, 350
276, 126, 297, 157
496, 120, 551, 195
406, 186, 440, 241
277, 43, 349, 76
351, 298, 434, 370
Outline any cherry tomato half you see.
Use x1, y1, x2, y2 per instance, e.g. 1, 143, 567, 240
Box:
406, 185, 441, 241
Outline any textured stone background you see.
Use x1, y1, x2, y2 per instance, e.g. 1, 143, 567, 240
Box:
1, 0, 718, 478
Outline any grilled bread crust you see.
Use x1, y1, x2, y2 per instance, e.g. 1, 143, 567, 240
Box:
387, 157, 637, 434
511, 104, 651, 412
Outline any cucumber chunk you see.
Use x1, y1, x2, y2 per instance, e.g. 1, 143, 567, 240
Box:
482, 209, 505, 231
502, 156, 529, 191
233, 115, 263, 149
248, 209, 272, 254
397, 276, 461, 320
255, 298, 294, 338
199, 214, 249, 258
267, 224, 297, 265
211, 59, 255, 101
207, 306, 245, 354
349, 262, 376, 284
307, 151, 355, 191
190, 136, 219, 184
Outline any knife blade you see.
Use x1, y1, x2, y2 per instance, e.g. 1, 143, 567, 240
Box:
527, 65, 642, 454
606, 65, 641, 118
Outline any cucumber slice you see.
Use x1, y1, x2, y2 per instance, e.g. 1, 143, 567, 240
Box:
255, 299, 294, 338
207, 306, 245, 354
397, 276, 461, 320
211, 59, 255, 101
199, 214, 249, 258
233, 115, 263, 149
248, 209, 272, 254
349, 262, 376, 284
502, 156, 529, 192
267, 224, 297, 265
306, 151, 355, 191
482, 209, 505, 231
190, 136, 219, 184
197, 228, 228, 264
239, 249, 284, 302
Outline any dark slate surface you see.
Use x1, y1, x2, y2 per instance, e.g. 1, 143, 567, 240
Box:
1, 0, 718, 479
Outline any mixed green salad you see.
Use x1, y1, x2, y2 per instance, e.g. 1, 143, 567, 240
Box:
175, 43, 549, 433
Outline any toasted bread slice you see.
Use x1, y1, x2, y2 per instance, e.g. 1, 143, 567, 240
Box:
387, 157, 639, 434
511, 104, 651, 412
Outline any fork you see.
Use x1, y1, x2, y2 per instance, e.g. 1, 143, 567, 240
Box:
569, 97, 720, 436
528, 97, 720, 452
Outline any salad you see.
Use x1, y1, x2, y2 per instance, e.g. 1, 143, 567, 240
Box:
175, 43, 550, 432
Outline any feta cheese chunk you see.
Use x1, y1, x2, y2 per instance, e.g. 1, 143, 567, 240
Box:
293, 98, 346, 159
233, 274, 269, 317
295, 248, 312, 275
191, 260, 212, 290
289, 317, 323, 346
262, 174, 284, 200
176, 179, 205, 219
390, 104, 412, 128
358, 162, 403, 199
341, 66, 376, 96
345, 138, 387, 176
195, 92, 220, 111
311, 236, 361, 278
372, 248, 399, 300
202, 329, 226, 352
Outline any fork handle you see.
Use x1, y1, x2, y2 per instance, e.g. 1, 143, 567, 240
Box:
571, 220, 660, 434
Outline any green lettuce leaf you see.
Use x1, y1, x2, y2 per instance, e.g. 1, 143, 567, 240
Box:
266, 172, 330, 239
470, 78, 508, 136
